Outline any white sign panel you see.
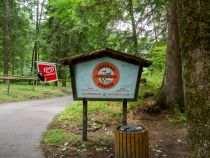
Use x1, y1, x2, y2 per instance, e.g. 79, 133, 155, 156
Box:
75, 57, 139, 99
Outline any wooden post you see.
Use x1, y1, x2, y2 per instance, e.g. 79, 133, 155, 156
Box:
62, 79, 66, 87
122, 99, 127, 125
32, 79, 35, 91
83, 99, 88, 141
54, 81, 58, 87
7, 79, 10, 95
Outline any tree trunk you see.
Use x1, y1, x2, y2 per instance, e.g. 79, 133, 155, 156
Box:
30, 44, 35, 74
161, 0, 184, 110
12, 45, 15, 76
3, 0, 9, 77
31, 0, 45, 72
178, 0, 210, 157
21, 59, 24, 76
128, 0, 139, 55
34, 0, 39, 68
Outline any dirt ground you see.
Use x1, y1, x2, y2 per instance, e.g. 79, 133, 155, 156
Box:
130, 110, 188, 158
42, 109, 188, 158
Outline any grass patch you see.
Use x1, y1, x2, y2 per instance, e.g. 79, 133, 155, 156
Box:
42, 101, 121, 157
0, 82, 71, 103
44, 129, 82, 146
58, 101, 121, 126
44, 129, 66, 145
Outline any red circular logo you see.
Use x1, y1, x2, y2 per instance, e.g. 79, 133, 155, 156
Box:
92, 62, 120, 89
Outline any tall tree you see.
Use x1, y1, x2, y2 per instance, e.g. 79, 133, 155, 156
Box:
3, 0, 9, 76
32, 0, 39, 70
128, 0, 139, 55
31, 0, 46, 72
178, 0, 210, 157
161, 0, 184, 110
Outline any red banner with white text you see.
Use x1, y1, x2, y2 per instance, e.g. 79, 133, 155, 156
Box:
37, 62, 58, 82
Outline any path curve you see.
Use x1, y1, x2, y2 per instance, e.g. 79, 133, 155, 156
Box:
0, 96, 73, 158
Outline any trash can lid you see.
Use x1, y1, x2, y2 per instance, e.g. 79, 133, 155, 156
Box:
118, 125, 144, 132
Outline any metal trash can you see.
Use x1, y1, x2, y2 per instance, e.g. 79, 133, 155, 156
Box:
115, 125, 149, 158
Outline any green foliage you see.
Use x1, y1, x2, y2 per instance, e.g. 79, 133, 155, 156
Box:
44, 129, 66, 145
0, 0, 34, 76
1, 0, 167, 77
145, 44, 166, 74
126, 44, 166, 109
42, 0, 167, 61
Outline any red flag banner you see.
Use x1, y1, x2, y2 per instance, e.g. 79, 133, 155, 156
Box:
37, 62, 58, 82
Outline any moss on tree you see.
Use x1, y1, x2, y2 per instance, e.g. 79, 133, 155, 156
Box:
178, 0, 210, 157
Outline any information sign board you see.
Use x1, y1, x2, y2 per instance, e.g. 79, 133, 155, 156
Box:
74, 57, 140, 100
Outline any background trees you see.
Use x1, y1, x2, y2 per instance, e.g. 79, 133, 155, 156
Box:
1, 0, 34, 76
3, 0, 9, 76
0, 0, 167, 76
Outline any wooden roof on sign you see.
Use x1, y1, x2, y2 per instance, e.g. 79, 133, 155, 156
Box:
60, 48, 152, 67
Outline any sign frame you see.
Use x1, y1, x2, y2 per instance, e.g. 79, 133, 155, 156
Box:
61, 48, 150, 102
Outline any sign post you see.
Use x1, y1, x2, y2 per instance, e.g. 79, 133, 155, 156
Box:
122, 100, 127, 125
60, 48, 151, 141
83, 99, 88, 141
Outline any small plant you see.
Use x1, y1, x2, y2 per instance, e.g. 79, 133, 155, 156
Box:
172, 106, 187, 124
44, 129, 66, 145
66, 133, 81, 145
179, 115, 187, 124
94, 146, 107, 152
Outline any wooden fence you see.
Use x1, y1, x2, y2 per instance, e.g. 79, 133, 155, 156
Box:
0, 76, 37, 95
0, 76, 68, 95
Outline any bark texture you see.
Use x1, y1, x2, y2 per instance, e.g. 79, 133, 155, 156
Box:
3, 0, 9, 76
178, 0, 210, 157
162, 0, 184, 110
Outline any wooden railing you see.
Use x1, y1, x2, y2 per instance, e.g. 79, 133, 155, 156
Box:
0, 76, 37, 95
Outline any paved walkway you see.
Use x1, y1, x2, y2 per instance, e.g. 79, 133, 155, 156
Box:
0, 96, 73, 158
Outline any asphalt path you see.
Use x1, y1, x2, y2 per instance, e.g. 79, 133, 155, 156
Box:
0, 96, 73, 158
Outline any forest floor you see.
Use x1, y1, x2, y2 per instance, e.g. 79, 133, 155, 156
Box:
41, 103, 188, 158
